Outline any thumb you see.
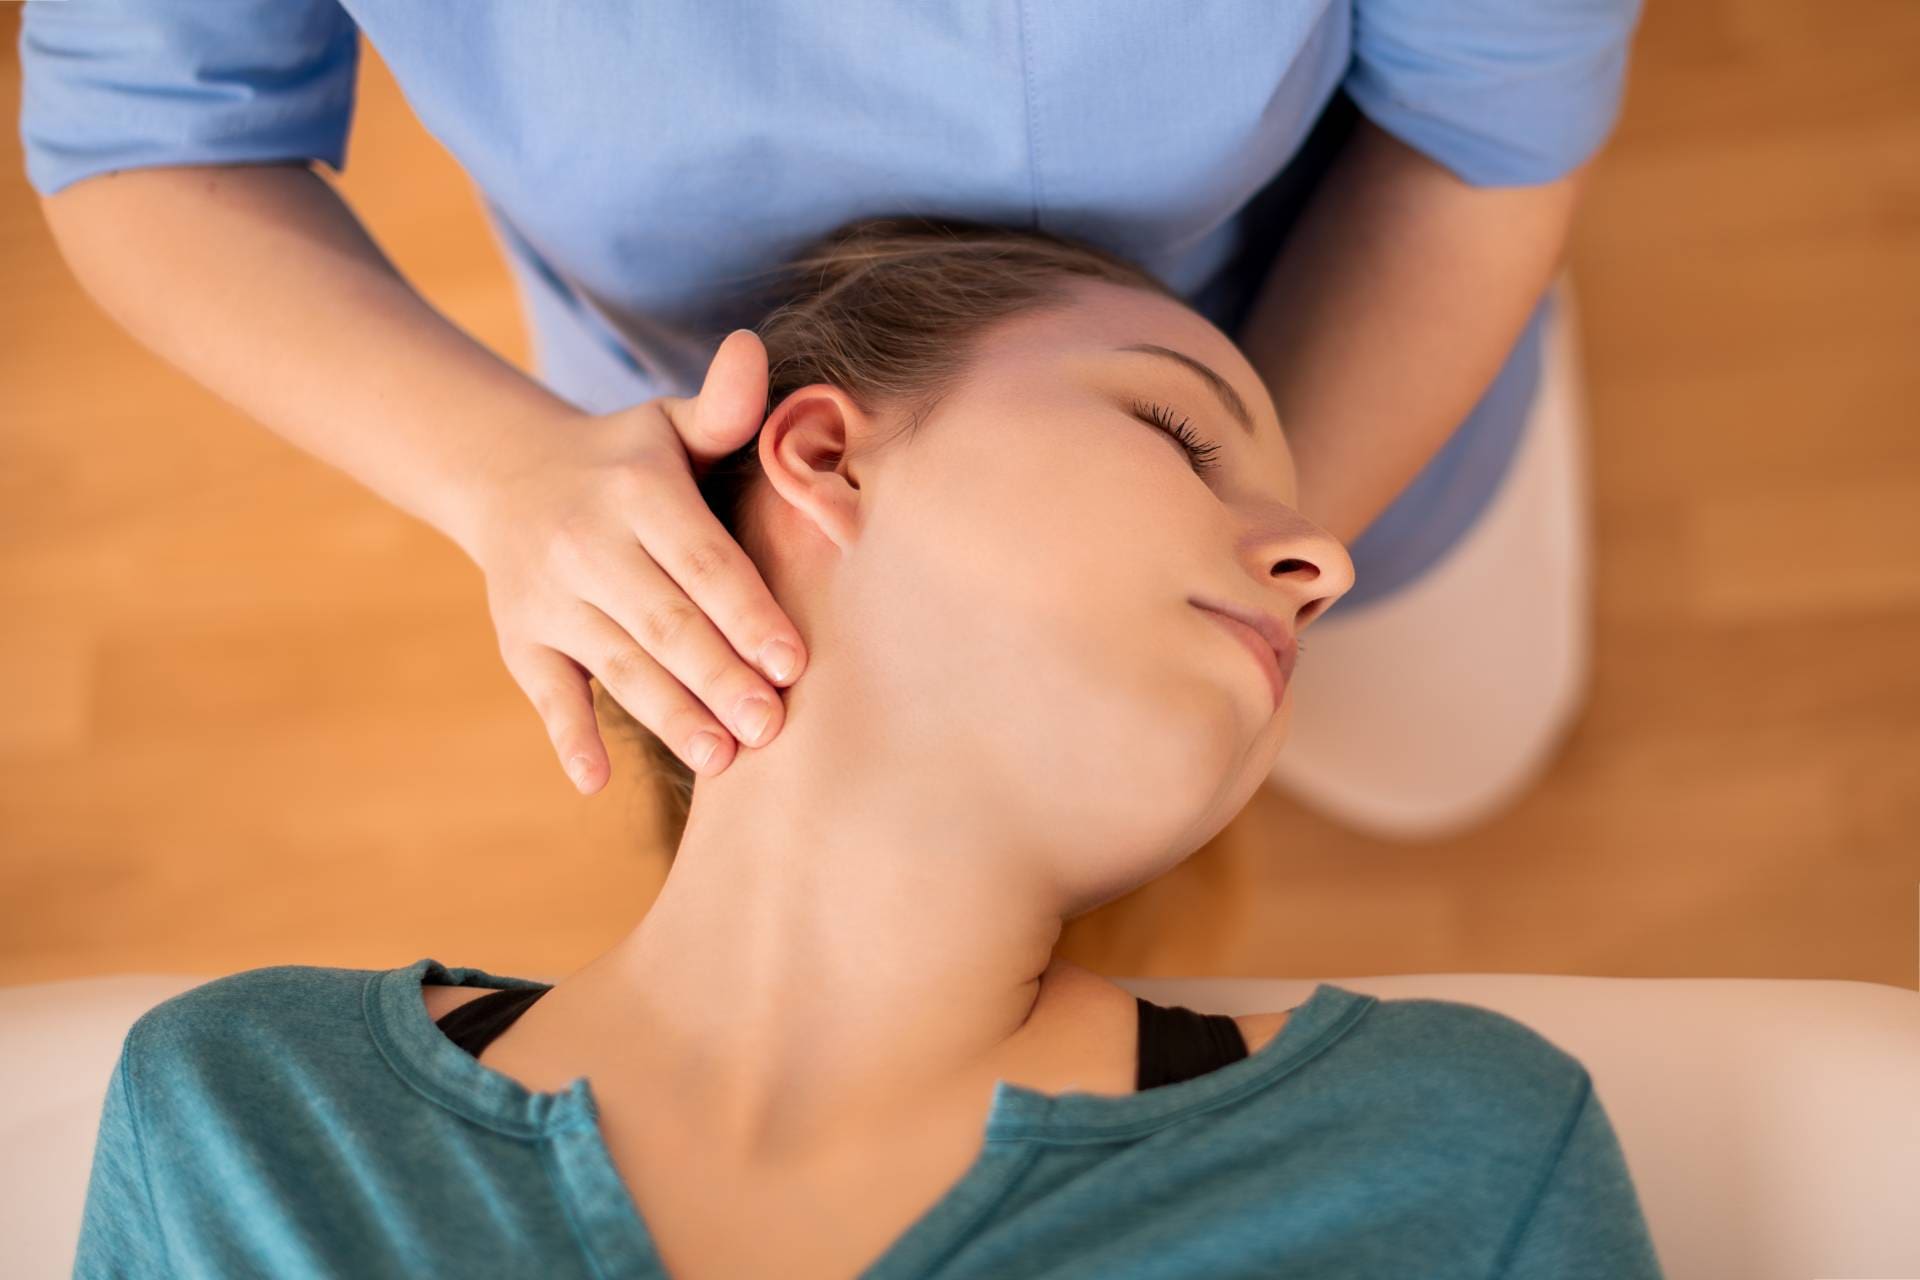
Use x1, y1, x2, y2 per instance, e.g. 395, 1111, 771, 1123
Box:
672, 328, 770, 468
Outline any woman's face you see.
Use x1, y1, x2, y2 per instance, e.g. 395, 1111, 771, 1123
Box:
752, 278, 1354, 914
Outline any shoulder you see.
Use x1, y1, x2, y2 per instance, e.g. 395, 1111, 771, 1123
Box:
111, 964, 416, 1142
1186, 989, 1600, 1181
132, 963, 370, 1025
1333, 991, 1596, 1128
1053, 966, 1591, 1103
1362, 992, 1587, 1072
123, 963, 382, 1081
101, 966, 422, 1212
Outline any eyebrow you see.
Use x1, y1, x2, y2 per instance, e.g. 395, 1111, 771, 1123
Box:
1110, 343, 1257, 437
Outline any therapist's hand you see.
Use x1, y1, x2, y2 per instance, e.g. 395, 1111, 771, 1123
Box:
464, 329, 806, 795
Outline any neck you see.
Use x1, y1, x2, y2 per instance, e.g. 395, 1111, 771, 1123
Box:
559, 649, 1070, 1152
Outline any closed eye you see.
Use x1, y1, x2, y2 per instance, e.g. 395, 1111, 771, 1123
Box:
1130, 397, 1222, 476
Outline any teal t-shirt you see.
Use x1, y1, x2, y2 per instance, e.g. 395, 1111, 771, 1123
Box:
74, 957, 1665, 1278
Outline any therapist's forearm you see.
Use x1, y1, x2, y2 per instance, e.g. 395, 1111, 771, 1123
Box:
36, 162, 579, 561
1238, 118, 1589, 545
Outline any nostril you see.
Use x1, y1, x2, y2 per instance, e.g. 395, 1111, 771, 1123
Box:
1273, 558, 1316, 577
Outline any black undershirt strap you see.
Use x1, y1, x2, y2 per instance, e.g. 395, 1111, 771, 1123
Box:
1134, 996, 1249, 1090
435, 985, 552, 1058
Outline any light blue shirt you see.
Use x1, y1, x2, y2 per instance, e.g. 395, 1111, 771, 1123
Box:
18, 0, 1640, 610
73, 957, 1665, 1277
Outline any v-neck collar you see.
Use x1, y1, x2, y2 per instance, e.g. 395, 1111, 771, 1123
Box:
365, 956, 1376, 1278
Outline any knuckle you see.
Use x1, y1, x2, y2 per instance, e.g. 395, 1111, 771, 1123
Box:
637, 595, 698, 649
677, 537, 730, 586
602, 644, 652, 688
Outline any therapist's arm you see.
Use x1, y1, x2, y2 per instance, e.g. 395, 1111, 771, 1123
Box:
36, 162, 578, 560
1238, 116, 1590, 545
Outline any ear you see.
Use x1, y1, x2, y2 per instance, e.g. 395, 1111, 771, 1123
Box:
755, 384, 874, 553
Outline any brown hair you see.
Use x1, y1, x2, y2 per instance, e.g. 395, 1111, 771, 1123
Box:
594, 214, 1183, 856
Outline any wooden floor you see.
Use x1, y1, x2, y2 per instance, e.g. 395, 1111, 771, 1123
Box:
3, 2, 1915, 990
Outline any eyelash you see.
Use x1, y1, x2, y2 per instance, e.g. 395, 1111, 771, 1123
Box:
1130, 397, 1223, 475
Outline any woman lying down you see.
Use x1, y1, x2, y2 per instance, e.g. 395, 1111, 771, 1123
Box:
75, 217, 1664, 1280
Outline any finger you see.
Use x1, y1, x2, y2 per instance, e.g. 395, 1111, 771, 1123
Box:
616, 463, 807, 690
495, 629, 725, 790
658, 328, 769, 468
569, 540, 788, 750
560, 602, 742, 776
497, 642, 619, 794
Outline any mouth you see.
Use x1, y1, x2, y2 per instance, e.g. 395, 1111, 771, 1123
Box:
1189, 597, 1297, 711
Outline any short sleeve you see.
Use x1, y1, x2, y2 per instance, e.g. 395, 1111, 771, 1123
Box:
1343, 0, 1644, 187
1495, 1075, 1666, 1279
18, 0, 361, 198
71, 1043, 169, 1278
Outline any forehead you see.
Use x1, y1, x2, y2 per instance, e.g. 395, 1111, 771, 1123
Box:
972, 279, 1270, 419
982, 278, 1221, 357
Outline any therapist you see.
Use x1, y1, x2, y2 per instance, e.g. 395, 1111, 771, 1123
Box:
20, 1, 1641, 827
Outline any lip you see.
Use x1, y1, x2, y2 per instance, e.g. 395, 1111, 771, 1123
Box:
1189, 597, 1297, 711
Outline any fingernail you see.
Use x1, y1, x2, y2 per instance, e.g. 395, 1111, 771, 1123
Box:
689, 733, 720, 770
759, 639, 798, 683
568, 755, 594, 790
735, 697, 774, 745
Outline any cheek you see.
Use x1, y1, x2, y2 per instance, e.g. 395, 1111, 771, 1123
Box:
888, 426, 1225, 693
836, 506, 1265, 894
853, 420, 1247, 798
882, 418, 1202, 621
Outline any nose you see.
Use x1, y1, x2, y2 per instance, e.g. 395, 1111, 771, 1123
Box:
1263, 522, 1355, 632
